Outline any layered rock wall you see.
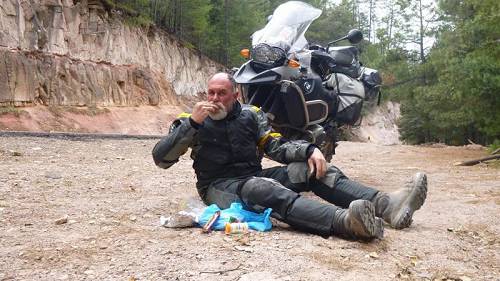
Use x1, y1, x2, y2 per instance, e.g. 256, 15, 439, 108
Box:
0, 0, 222, 106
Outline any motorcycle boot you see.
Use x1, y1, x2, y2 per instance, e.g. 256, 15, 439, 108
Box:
332, 200, 384, 240
371, 172, 428, 229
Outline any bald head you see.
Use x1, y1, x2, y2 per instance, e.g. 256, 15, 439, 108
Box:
207, 72, 239, 113
208, 73, 237, 93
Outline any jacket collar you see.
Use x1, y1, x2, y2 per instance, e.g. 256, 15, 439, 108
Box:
225, 101, 242, 120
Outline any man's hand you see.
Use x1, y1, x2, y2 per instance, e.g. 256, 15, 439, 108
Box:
191, 102, 221, 124
308, 148, 327, 179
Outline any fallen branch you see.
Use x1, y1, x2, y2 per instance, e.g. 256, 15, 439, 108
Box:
199, 263, 241, 274
454, 154, 500, 166
491, 148, 500, 155
467, 139, 477, 145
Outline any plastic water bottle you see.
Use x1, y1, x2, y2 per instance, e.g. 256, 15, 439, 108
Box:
224, 222, 249, 234
160, 197, 207, 228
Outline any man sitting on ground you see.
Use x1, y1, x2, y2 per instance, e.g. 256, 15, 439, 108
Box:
152, 72, 427, 240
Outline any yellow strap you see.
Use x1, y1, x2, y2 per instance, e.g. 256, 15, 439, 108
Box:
251, 105, 261, 112
257, 132, 282, 150
177, 112, 192, 118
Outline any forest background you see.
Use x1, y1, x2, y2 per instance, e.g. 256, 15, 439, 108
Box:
105, 0, 499, 147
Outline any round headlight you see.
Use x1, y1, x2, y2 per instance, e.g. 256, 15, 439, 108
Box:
251, 44, 286, 66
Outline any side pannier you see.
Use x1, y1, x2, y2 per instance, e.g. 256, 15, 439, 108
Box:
325, 73, 365, 125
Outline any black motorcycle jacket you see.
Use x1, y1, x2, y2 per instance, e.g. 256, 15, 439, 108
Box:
152, 102, 313, 189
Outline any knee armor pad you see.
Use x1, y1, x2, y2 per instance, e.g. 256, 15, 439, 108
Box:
239, 177, 299, 215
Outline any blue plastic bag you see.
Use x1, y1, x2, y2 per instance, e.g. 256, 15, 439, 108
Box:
198, 203, 273, 232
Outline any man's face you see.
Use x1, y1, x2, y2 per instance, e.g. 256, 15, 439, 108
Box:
207, 75, 238, 112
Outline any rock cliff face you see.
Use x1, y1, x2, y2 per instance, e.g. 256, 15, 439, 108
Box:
0, 0, 222, 107
350, 101, 401, 145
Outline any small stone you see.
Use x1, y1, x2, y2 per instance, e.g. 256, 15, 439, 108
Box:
142, 213, 153, 218
84, 270, 94, 275
409, 255, 419, 266
55, 215, 68, 225
129, 215, 137, 221
45, 172, 62, 179
10, 151, 22, 156
160, 213, 196, 228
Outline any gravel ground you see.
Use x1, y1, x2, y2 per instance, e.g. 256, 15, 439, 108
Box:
0, 136, 498, 280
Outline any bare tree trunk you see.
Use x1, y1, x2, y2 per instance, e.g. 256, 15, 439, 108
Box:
171, 0, 177, 34
352, 0, 357, 27
418, 0, 425, 63
388, 2, 394, 48
368, 0, 374, 42
163, 1, 172, 31
224, 0, 229, 65
153, 0, 158, 24
179, 0, 183, 39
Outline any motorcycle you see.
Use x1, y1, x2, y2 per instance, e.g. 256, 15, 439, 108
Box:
233, 1, 382, 162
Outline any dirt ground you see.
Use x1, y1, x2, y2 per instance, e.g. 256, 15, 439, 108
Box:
0, 136, 498, 280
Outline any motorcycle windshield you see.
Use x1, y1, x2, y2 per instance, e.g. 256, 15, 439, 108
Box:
252, 1, 322, 53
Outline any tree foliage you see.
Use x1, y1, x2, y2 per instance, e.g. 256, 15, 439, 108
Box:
397, 0, 500, 144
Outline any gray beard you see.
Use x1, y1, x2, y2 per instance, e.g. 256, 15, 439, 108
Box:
208, 105, 228, 120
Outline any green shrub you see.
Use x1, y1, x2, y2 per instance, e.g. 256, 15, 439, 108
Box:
0, 106, 23, 117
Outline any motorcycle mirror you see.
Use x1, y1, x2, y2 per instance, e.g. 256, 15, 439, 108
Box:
347, 29, 363, 44
327, 29, 362, 48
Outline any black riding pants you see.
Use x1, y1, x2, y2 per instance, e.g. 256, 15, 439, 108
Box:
199, 162, 378, 236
